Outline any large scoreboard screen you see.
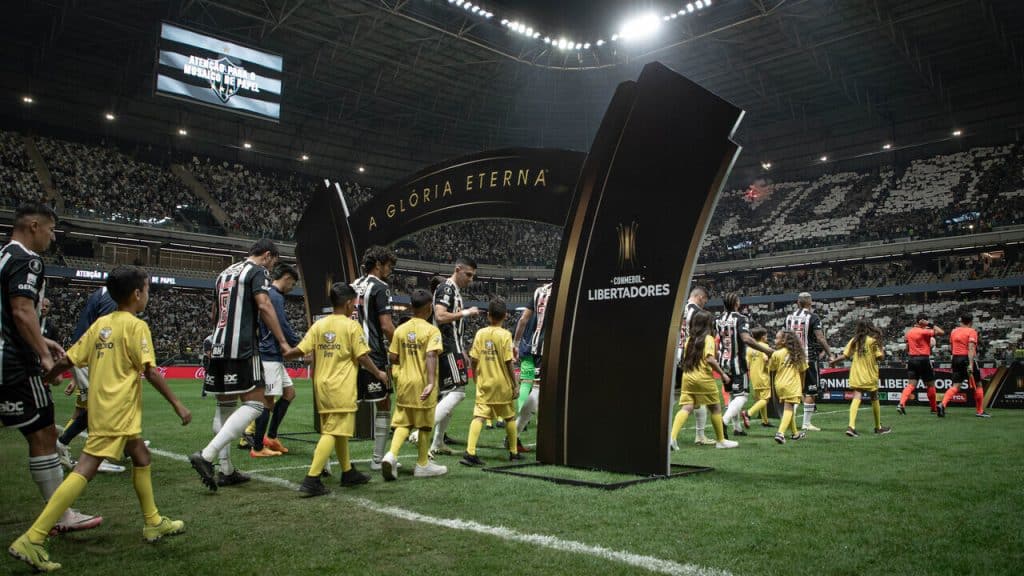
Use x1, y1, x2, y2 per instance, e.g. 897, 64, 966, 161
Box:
155, 22, 283, 122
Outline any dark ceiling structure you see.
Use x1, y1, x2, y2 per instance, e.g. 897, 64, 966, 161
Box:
1, 0, 1022, 188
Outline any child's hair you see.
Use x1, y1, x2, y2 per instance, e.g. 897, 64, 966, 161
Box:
488, 297, 507, 320
750, 326, 767, 341
330, 282, 357, 307
410, 288, 432, 311
106, 265, 148, 304
852, 319, 882, 355
682, 310, 714, 372
777, 330, 807, 366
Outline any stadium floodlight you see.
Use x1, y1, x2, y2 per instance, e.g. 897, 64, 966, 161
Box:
471, 6, 479, 13
687, 3, 695, 13
22, 95, 33, 104
358, 166, 366, 173
611, 34, 619, 41
596, 39, 605, 46
558, 38, 568, 49
455, 0, 463, 5
583, 42, 591, 49
463, 2, 472, 10
670, 13, 678, 18
883, 143, 892, 150
300, 154, 309, 161
178, 128, 188, 136
104, 112, 115, 121
526, 27, 533, 35
575, 42, 583, 49
704, 0, 712, 5
952, 129, 962, 136
663, 15, 671, 21
243, 142, 252, 149
544, 37, 551, 44
501, 18, 508, 25
696, 0, 704, 8
484, 12, 493, 18
533, 31, 541, 38
819, 155, 828, 162
761, 161, 772, 170
617, 13, 661, 41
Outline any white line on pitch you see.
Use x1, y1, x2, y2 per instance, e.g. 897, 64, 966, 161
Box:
150, 447, 732, 576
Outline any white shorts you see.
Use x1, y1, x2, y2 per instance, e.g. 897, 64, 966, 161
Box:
262, 361, 294, 397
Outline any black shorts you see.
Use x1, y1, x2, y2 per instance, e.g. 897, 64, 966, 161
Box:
204, 357, 264, 395
803, 361, 820, 396
728, 372, 750, 395
906, 356, 935, 382
439, 352, 468, 392
357, 367, 391, 403
0, 374, 55, 434
951, 356, 981, 384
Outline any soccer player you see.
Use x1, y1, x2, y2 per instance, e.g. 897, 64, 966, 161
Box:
189, 239, 294, 492
285, 283, 387, 497
784, 292, 833, 432
0, 202, 101, 536
897, 313, 943, 415
941, 314, 990, 418
744, 327, 773, 427
674, 286, 716, 447
461, 298, 520, 466
830, 319, 892, 436
351, 246, 398, 470
249, 264, 302, 457
669, 310, 738, 449
511, 281, 554, 453
769, 330, 808, 444
718, 293, 774, 436
429, 257, 482, 457
380, 289, 447, 480
8, 265, 192, 573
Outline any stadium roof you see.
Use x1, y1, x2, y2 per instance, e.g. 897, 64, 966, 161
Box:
2, 0, 1023, 186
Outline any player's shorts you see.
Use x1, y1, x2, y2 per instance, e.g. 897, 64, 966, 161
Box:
204, 357, 264, 395
678, 392, 719, 407
728, 372, 750, 395
262, 360, 294, 397
906, 356, 935, 382
951, 355, 981, 385
753, 385, 771, 402
83, 434, 141, 462
849, 379, 878, 393
473, 402, 516, 421
391, 406, 435, 430
520, 355, 542, 383
778, 395, 802, 405
357, 367, 391, 403
439, 352, 468, 392
0, 374, 55, 434
803, 361, 821, 396
319, 412, 355, 437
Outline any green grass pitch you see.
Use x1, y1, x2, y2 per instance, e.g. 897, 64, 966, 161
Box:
2, 379, 1022, 575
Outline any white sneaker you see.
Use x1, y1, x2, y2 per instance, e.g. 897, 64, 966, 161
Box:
414, 461, 448, 477
56, 441, 73, 470
670, 439, 679, 451
694, 436, 716, 446
52, 509, 103, 535
715, 439, 739, 449
98, 460, 126, 473
370, 459, 402, 471
407, 430, 419, 443
381, 452, 398, 481
802, 424, 821, 432
144, 440, 151, 447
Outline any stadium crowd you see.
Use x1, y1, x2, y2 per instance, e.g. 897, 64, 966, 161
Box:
0, 130, 44, 209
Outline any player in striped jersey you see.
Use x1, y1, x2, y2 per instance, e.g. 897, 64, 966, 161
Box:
784, 293, 835, 432
429, 257, 482, 457
189, 239, 294, 492
717, 293, 774, 436
511, 281, 553, 454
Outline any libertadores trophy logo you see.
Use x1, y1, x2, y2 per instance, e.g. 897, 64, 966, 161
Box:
617, 220, 639, 270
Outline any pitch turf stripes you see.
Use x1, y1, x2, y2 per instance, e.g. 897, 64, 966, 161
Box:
149, 447, 733, 576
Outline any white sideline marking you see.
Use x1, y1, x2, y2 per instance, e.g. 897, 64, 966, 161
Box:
150, 447, 732, 576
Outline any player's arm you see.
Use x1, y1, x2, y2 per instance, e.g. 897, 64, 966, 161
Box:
829, 351, 848, 366
968, 340, 976, 367
143, 365, 191, 425
931, 325, 945, 336
505, 359, 519, 399
421, 350, 438, 401
273, 291, 301, 347
740, 331, 773, 355
512, 308, 534, 362
10, 295, 55, 373
255, 292, 292, 355
284, 328, 315, 361
379, 313, 396, 342
44, 355, 74, 383
357, 351, 387, 382
433, 303, 478, 325
813, 328, 832, 360
706, 355, 730, 385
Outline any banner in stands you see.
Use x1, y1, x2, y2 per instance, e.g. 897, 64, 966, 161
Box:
819, 367, 998, 405
155, 22, 283, 122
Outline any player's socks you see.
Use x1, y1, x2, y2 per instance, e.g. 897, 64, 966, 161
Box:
517, 381, 533, 413
213, 400, 238, 474
801, 403, 815, 428
267, 398, 291, 439
778, 408, 794, 437
466, 419, 484, 456
942, 387, 958, 408
132, 465, 161, 527
417, 430, 433, 466
335, 438, 352, 472
671, 409, 690, 443
29, 454, 63, 502
307, 435, 334, 477
974, 386, 985, 414
747, 399, 767, 424
709, 412, 726, 443
202, 401, 263, 463
28, 472, 87, 544
517, 389, 538, 435
722, 396, 744, 431
505, 417, 518, 455
927, 386, 937, 412
693, 406, 708, 440
251, 408, 272, 451
390, 427, 410, 458
431, 391, 463, 452
59, 411, 89, 446
871, 399, 882, 429
899, 384, 915, 407
373, 409, 390, 463
848, 397, 861, 430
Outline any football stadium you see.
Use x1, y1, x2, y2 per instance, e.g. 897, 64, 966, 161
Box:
1, 1, 1023, 574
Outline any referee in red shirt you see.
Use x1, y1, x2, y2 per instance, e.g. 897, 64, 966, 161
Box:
940, 314, 991, 418
898, 313, 944, 415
